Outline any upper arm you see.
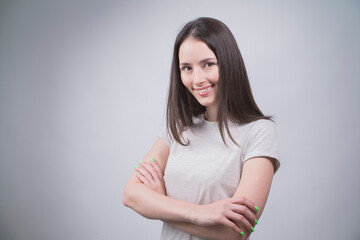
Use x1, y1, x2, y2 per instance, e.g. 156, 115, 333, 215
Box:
232, 157, 276, 217
233, 119, 279, 215
142, 136, 170, 172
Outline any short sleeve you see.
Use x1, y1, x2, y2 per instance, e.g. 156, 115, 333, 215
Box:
243, 120, 280, 173
158, 127, 172, 148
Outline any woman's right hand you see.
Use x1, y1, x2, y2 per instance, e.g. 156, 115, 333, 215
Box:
190, 197, 257, 235
135, 158, 167, 196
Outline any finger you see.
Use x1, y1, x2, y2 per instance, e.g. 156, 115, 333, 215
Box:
231, 197, 258, 214
142, 162, 162, 184
227, 209, 253, 232
230, 204, 256, 228
220, 217, 242, 234
135, 171, 152, 186
135, 168, 151, 185
149, 158, 164, 181
231, 197, 257, 212
137, 164, 156, 184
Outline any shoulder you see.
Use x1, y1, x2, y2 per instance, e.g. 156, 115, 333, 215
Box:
231, 119, 276, 137
245, 119, 276, 133
242, 119, 280, 172
241, 119, 278, 146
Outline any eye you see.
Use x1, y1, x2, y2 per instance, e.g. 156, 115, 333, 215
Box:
204, 62, 217, 68
180, 66, 192, 72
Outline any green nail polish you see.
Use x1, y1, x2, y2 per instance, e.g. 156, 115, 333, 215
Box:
135, 165, 139, 168
240, 232, 244, 236
255, 219, 258, 225
251, 227, 254, 232
254, 205, 259, 211
150, 158, 155, 162
139, 160, 144, 163
136, 172, 140, 175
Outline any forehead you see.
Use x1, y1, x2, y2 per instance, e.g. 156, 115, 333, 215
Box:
178, 38, 216, 63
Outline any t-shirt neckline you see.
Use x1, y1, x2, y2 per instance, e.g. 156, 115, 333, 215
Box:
200, 114, 218, 125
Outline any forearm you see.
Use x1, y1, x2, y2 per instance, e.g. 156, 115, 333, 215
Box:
123, 177, 196, 222
164, 220, 248, 240
124, 181, 241, 239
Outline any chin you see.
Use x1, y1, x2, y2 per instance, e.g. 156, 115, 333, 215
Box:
197, 99, 216, 107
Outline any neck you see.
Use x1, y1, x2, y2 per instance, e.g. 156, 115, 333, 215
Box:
204, 105, 218, 122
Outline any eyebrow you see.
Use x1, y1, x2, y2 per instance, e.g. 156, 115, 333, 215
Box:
179, 57, 217, 66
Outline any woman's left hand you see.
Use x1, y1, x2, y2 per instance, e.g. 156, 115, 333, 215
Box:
135, 158, 167, 195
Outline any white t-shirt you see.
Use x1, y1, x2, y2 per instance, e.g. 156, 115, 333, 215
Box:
158, 115, 280, 240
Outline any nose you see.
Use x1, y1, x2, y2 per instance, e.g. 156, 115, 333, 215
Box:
193, 67, 205, 86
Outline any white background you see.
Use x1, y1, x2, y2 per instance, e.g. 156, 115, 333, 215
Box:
0, 0, 359, 239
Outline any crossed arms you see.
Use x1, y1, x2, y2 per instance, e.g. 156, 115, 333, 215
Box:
123, 137, 276, 240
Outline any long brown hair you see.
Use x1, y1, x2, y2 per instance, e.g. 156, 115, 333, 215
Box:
167, 17, 272, 146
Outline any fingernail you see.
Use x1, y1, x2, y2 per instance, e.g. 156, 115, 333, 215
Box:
135, 165, 139, 168
240, 232, 244, 236
150, 158, 155, 162
254, 205, 259, 211
136, 172, 140, 175
251, 227, 254, 232
139, 160, 144, 163
255, 219, 258, 225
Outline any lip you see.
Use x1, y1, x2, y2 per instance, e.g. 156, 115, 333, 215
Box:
193, 84, 214, 91
193, 84, 215, 96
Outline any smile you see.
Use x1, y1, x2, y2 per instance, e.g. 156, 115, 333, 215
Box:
194, 84, 215, 96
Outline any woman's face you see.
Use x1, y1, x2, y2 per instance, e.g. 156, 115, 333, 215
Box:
178, 38, 219, 110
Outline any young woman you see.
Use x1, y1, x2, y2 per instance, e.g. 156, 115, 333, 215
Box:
123, 17, 280, 240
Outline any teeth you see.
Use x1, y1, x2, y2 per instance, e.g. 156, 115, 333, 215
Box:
196, 86, 213, 93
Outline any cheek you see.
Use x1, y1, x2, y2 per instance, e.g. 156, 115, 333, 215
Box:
211, 71, 220, 83
181, 75, 192, 90
210, 66, 220, 82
